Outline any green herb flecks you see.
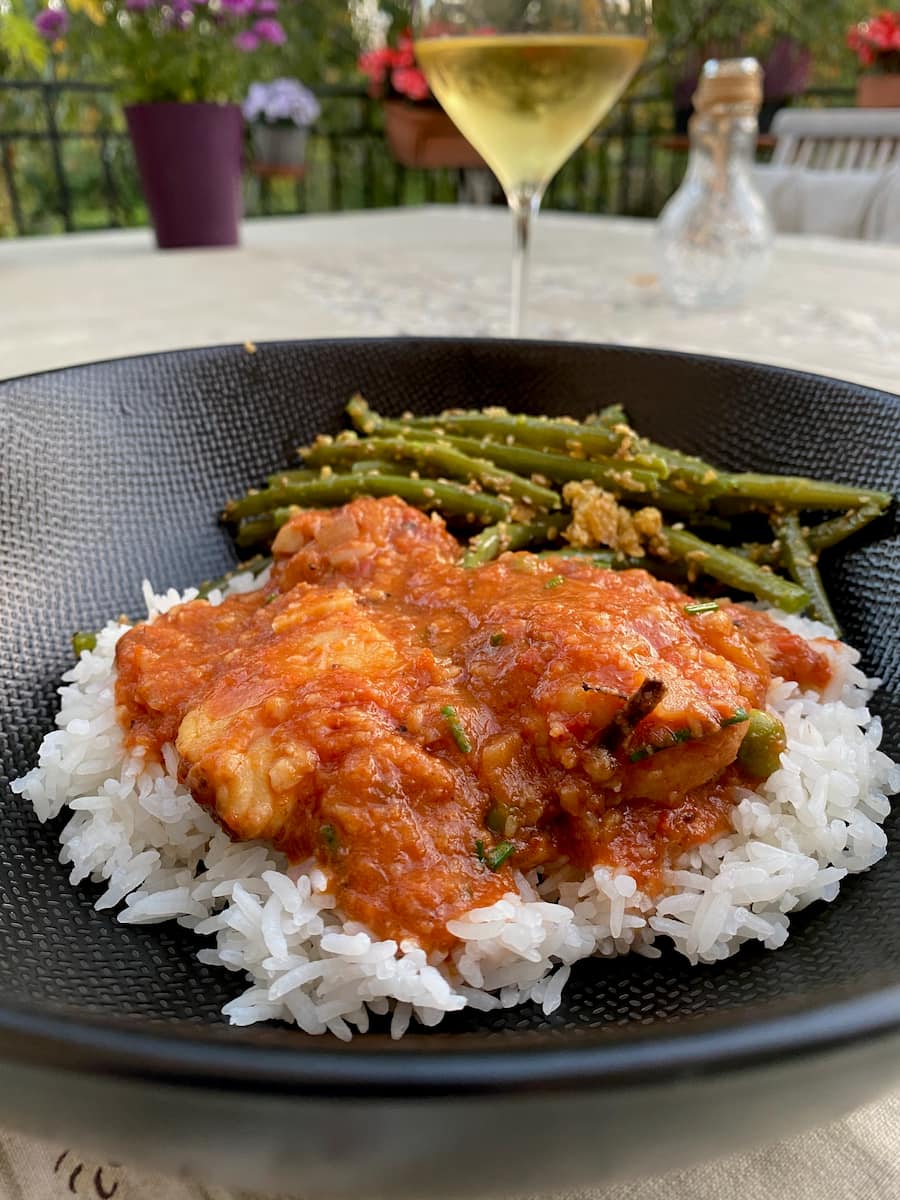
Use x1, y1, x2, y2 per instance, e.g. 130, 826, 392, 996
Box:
441, 705, 472, 754
683, 600, 720, 615
475, 839, 485, 863
489, 631, 505, 646
319, 824, 340, 852
544, 575, 566, 590
720, 708, 750, 727
485, 841, 515, 871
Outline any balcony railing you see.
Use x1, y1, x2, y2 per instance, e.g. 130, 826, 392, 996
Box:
0, 79, 855, 238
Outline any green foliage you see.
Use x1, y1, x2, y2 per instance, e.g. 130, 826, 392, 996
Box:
0, 8, 48, 73
58, 2, 275, 104
650, 0, 873, 84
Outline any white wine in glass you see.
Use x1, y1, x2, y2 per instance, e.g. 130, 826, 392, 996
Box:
413, 5, 651, 335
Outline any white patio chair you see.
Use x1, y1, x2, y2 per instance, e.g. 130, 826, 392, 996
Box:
770, 107, 900, 172
754, 108, 900, 241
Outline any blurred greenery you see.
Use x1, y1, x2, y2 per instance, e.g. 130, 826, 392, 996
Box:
0, 0, 874, 237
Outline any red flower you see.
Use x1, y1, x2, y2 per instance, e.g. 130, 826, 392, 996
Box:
358, 28, 434, 102
391, 65, 431, 101
847, 10, 900, 67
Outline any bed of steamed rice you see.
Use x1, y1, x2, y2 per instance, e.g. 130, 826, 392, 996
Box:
13, 569, 900, 1040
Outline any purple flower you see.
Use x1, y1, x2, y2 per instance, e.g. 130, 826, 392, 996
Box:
234, 29, 259, 50
255, 0, 278, 12
253, 16, 285, 44
243, 78, 320, 126
34, 6, 68, 39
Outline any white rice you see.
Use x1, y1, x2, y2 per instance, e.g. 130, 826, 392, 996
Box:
13, 576, 900, 1040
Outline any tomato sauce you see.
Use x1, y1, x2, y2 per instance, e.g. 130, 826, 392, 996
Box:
114, 497, 832, 952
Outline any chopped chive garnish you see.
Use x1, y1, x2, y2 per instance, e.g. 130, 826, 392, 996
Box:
485, 841, 515, 871
629, 728, 693, 761
684, 600, 720, 615
441, 705, 472, 753
475, 839, 485, 863
489, 631, 505, 646
544, 575, 565, 589
72, 631, 97, 657
319, 824, 339, 851
264, 593, 278, 605
721, 708, 750, 727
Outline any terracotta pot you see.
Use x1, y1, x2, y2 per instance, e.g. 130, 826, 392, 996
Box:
383, 101, 486, 170
856, 74, 900, 108
126, 102, 243, 250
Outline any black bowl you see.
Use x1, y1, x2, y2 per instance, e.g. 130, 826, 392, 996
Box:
1, 339, 898, 1195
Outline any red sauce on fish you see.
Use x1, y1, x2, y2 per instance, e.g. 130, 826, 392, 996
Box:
114, 497, 833, 952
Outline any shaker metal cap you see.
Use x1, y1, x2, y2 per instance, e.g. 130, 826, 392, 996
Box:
693, 58, 764, 112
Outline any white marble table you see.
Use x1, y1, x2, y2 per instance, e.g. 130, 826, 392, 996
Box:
1, 207, 899, 392
0, 207, 899, 1200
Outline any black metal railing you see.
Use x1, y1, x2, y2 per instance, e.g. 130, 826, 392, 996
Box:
0, 79, 856, 238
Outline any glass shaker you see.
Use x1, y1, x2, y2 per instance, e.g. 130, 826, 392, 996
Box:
658, 58, 774, 309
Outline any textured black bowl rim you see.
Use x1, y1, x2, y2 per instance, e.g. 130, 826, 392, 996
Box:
2, 336, 899, 1099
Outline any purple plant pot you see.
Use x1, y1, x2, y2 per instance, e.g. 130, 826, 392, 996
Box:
125, 102, 243, 250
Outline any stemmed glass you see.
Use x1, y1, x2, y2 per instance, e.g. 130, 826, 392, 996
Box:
413, 0, 652, 336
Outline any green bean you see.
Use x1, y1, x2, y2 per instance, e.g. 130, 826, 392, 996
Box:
805, 501, 889, 552
736, 710, 787, 779
393, 409, 626, 455
771, 512, 841, 633
303, 435, 560, 510
197, 554, 272, 597
372, 423, 663, 496
591, 404, 627, 428
712, 472, 892, 513
367, 403, 669, 472
349, 459, 416, 476
661, 527, 809, 613
265, 467, 320, 486
463, 514, 565, 567
225, 474, 510, 524
743, 500, 890, 567
235, 510, 292, 547
639, 439, 718, 487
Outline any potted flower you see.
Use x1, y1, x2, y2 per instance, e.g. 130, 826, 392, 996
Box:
244, 77, 321, 169
358, 29, 485, 170
847, 10, 900, 107
34, 0, 288, 249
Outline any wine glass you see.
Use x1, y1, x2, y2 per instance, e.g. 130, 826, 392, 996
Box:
413, 0, 652, 336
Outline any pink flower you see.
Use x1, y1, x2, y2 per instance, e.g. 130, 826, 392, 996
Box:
255, 0, 278, 12
34, 6, 68, 39
253, 16, 286, 44
234, 29, 259, 50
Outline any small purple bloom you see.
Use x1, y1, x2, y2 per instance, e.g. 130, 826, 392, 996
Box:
234, 29, 259, 50
255, 0, 278, 12
252, 16, 285, 44
243, 78, 321, 127
34, 6, 68, 39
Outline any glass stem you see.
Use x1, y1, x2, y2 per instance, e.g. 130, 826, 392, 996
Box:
509, 187, 542, 338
